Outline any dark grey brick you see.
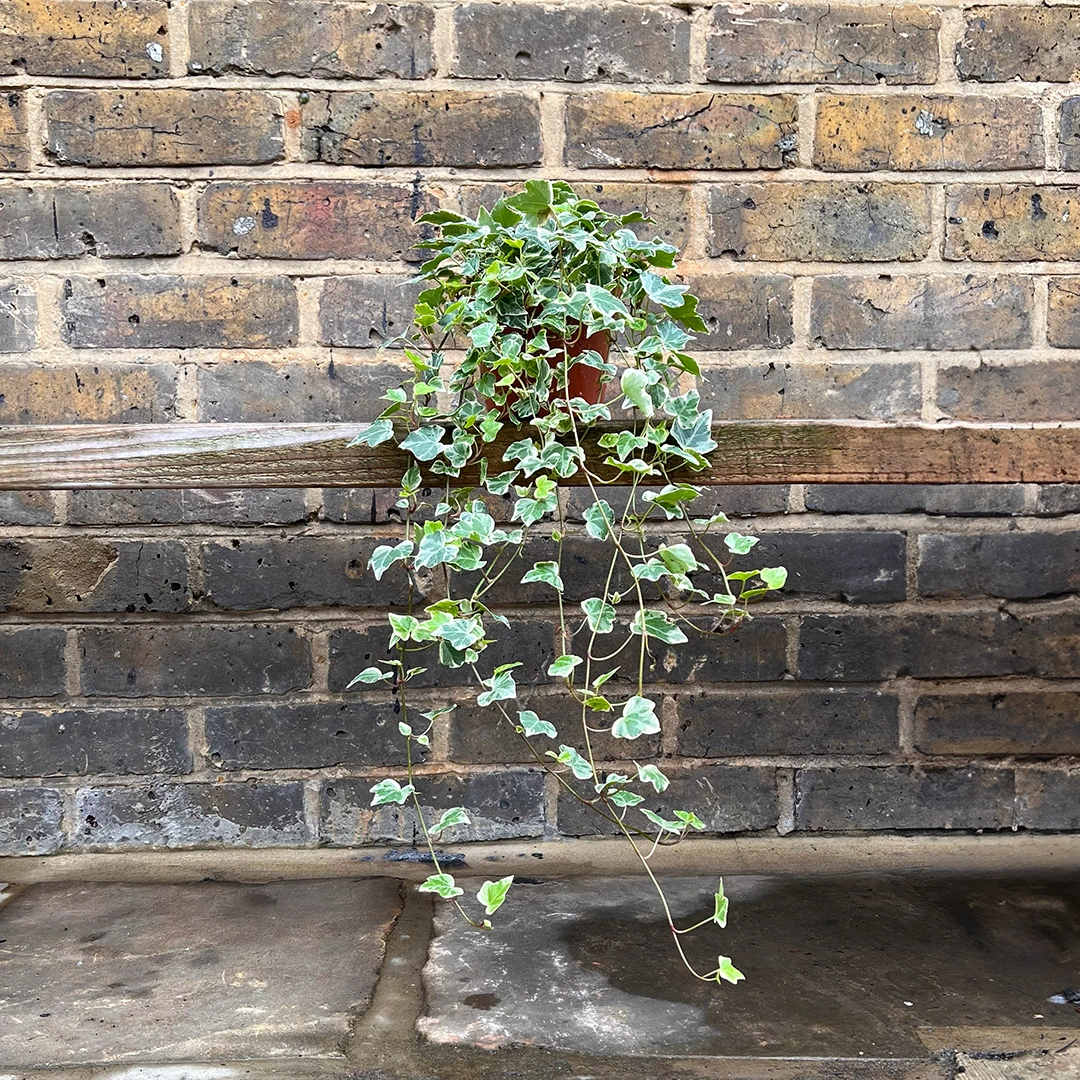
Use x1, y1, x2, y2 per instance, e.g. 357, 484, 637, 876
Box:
69, 489, 309, 526
915, 692, 1080, 756
0, 282, 35, 351
558, 765, 778, 836
805, 484, 1027, 516
564, 485, 789, 522
1016, 769, 1080, 830
937, 361, 1080, 422
0, 492, 53, 525
795, 766, 1015, 830
0, 709, 191, 777
73, 781, 309, 848
0, 787, 63, 854
0, 629, 66, 698
677, 688, 899, 757
80, 626, 311, 697
318, 275, 422, 347
1036, 486, 1080, 516
321, 769, 545, 845
205, 700, 407, 770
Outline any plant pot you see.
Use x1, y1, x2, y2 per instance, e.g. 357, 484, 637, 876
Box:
556, 325, 609, 406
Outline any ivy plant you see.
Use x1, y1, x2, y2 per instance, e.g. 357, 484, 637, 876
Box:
352, 180, 786, 984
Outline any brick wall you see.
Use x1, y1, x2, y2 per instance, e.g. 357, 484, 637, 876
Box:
1, 0, 1079, 856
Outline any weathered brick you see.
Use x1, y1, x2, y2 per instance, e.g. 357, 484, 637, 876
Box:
709, 183, 932, 262
61, 276, 297, 349
0, 0, 168, 77
205, 701, 406, 770
945, 186, 1080, 262
0, 492, 52, 525
937, 361, 1080, 422
319, 276, 423, 347
558, 765, 778, 836
453, 3, 690, 82
328, 622, 556, 691
197, 182, 439, 261
1016, 769, 1080, 830
68, 489, 308, 526
0, 282, 35, 351
0, 92, 28, 170
795, 766, 1015, 831
678, 689, 899, 757
564, 484, 789, 522
1047, 278, 1080, 347
321, 770, 545, 845
0, 363, 176, 423
811, 275, 1034, 351
915, 693, 1080, 757
0, 787, 63, 854
697, 361, 922, 420
799, 612, 1080, 681
566, 93, 796, 170
805, 484, 1027, 516
80, 626, 312, 697
0, 184, 180, 259
919, 532, 1080, 600
814, 95, 1043, 171
0, 539, 190, 613
689, 275, 793, 351
1036, 486, 1080, 516
1058, 99, 1080, 170
706, 4, 938, 85
448, 696, 662, 764
0, 629, 66, 698
74, 781, 309, 848
0, 708, 190, 777
203, 537, 413, 610
45, 90, 284, 166
302, 91, 540, 167
196, 360, 406, 423
189, 0, 433, 78
958, 7, 1080, 83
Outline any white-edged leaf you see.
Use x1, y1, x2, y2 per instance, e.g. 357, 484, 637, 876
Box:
476, 875, 514, 916
369, 778, 415, 806
547, 654, 583, 677
638, 763, 670, 793
370, 540, 414, 581
611, 696, 661, 740
521, 561, 564, 592
583, 499, 615, 540
346, 666, 394, 688
620, 368, 655, 417
419, 873, 464, 899
724, 532, 759, 555
580, 597, 616, 634
519, 710, 557, 738
432, 807, 471, 834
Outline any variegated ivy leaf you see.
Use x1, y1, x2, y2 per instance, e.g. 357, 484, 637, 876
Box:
521, 561, 564, 592
369, 778, 415, 806
580, 598, 617, 635
724, 532, 760, 556
637, 763, 670, 793
518, 710, 557, 739
759, 566, 788, 590
640, 270, 687, 309
609, 789, 645, 807
713, 880, 729, 928
414, 525, 459, 569
547, 654, 583, 677
620, 368, 655, 417
346, 666, 394, 689
388, 612, 420, 646
714, 956, 745, 985
431, 807, 471, 834
419, 873, 464, 900
476, 875, 514, 916
640, 807, 683, 834
674, 810, 706, 831
583, 499, 615, 540
658, 544, 698, 575
630, 608, 688, 645
369, 540, 413, 581
547, 744, 594, 780
400, 425, 447, 461
349, 419, 394, 447
476, 669, 517, 707
611, 696, 661, 740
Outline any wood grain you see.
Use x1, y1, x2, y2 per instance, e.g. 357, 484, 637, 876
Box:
1, 421, 1078, 489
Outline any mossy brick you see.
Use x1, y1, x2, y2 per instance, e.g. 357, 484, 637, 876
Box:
937, 361, 1080, 422
957, 7, 1080, 82
794, 766, 1015, 831
805, 484, 1027, 516
677, 689, 899, 757
452, 3, 690, 82
688, 274, 793, 350
558, 765, 778, 837
565, 93, 796, 170
696, 360, 922, 421
319, 276, 423, 347
61, 276, 297, 349
944, 186, 1080, 262
0, 492, 52, 525
706, 4, 938, 85
197, 182, 439, 261
918, 532, 1080, 600
196, 360, 406, 422
0, 282, 35, 351
205, 701, 407, 770
302, 91, 541, 167
0, 0, 168, 77
709, 183, 932, 262
0, 92, 28, 170
0, 539, 190, 613
0, 184, 180, 259
328, 622, 557, 692
1047, 278, 1080, 347
45, 90, 284, 166
814, 94, 1044, 171
0, 363, 176, 423
1016, 769, 1080, 830
80, 626, 312, 697
68, 489, 308, 526
321, 770, 545, 845
0, 628, 66, 698
73, 781, 309, 849
188, 0, 433, 78
0, 708, 191, 777
798, 611, 1080, 681
0, 787, 63, 854
202, 536, 413, 610
915, 693, 1080, 757
811, 275, 1034, 351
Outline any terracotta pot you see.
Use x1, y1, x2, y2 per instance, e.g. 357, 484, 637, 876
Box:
555, 325, 609, 406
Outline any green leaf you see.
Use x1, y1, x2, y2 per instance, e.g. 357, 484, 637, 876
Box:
349, 419, 394, 447
671, 410, 717, 455
620, 368, 655, 417
419, 873, 464, 900
547, 654, 583, 677
631, 609, 688, 645
640, 270, 687, 308
658, 544, 699, 575
469, 321, 498, 349
370, 540, 414, 581
611, 696, 661, 740
521, 561, 564, 592
640, 807, 683, 834
400, 425, 447, 462
584, 694, 612, 712
583, 499, 615, 540
518, 710, 557, 739
580, 598, 616, 634
436, 616, 485, 650
477, 669, 517, 707
631, 561, 668, 582
759, 566, 787, 590
505, 179, 554, 219
388, 612, 420, 646
609, 789, 645, 807
642, 483, 702, 519
346, 666, 394, 688
674, 810, 706, 831
432, 807, 471, 834
398, 721, 412, 736
585, 283, 631, 323
547, 744, 594, 780
369, 778, 415, 806
476, 875, 514, 916
715, 956, 745, 985
724, 532, 760, 556
713, 880, 729, 928
638, 763, 670, 793
415, 524, 458, 569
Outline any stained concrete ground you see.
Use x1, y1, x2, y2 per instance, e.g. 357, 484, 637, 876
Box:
0, 873, 1077, 1080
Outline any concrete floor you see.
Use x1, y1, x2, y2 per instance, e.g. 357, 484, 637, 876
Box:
0, 873, 1077, 1079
